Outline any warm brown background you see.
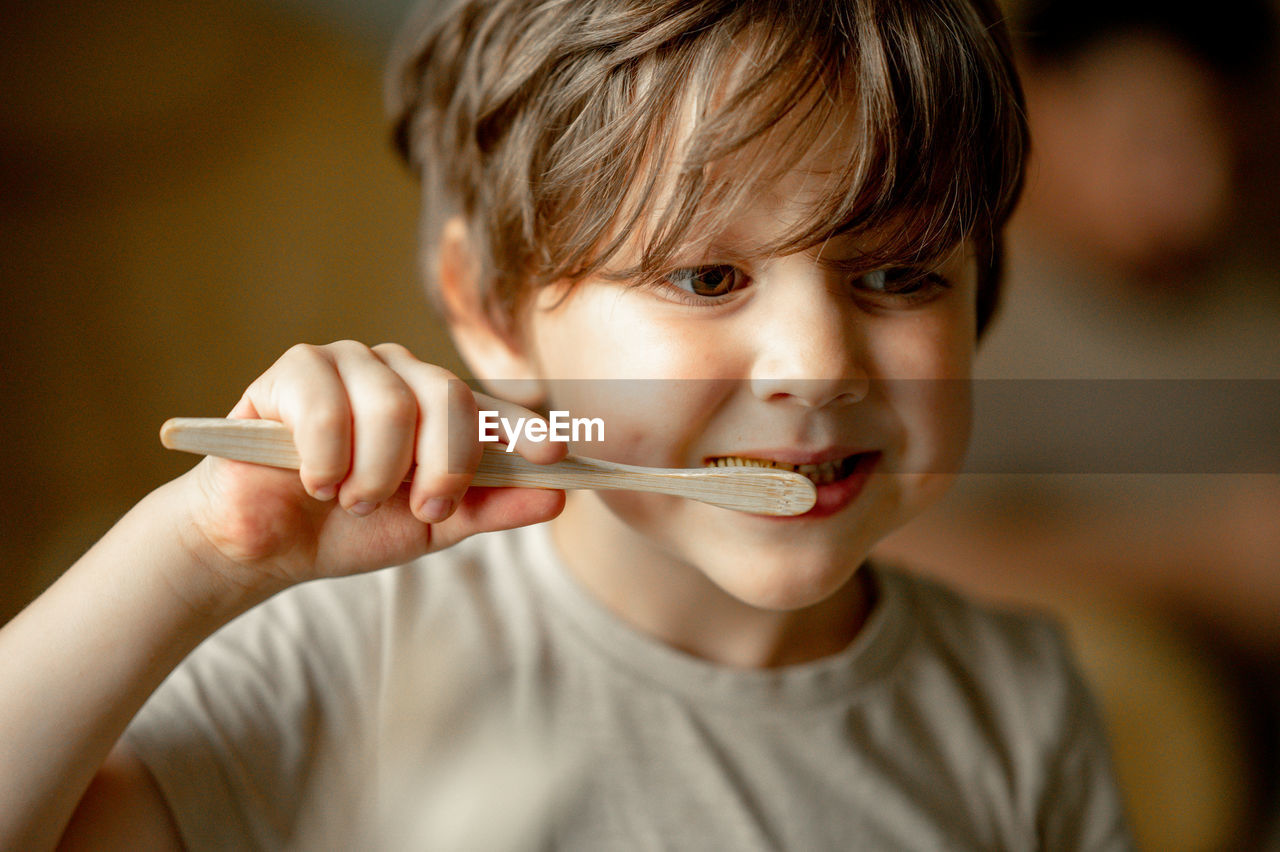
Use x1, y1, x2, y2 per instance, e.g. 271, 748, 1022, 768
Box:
4, 2, 1280, 850
1, 0, 465, 615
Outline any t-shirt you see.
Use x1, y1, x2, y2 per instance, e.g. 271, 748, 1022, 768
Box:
124, 522, 1133, 850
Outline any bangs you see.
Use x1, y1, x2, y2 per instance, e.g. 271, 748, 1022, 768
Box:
390, 0, 1027, 327
592, 0, 1029, 285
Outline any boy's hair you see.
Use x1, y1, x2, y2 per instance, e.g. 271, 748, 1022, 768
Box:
387, 0, 1027, 337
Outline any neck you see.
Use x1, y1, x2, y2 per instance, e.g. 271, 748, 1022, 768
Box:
549, 496, 873, 669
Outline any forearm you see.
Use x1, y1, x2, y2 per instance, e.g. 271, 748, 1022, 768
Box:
0, 478, 269, 850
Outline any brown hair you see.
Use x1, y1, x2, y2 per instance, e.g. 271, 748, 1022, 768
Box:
386, 0, 1027, 336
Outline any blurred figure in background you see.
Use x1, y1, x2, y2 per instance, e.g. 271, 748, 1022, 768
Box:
1013, 0, 1275, 287
880, 0, 1280, 849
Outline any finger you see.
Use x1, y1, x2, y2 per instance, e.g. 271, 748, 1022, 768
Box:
427, 486, 567, 551
328, 341, 418, 514
472, 391, 569, 466
243, 343, 352, 501
373, 344, 477, 523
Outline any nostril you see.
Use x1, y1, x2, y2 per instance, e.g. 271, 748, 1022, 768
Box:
751, 376, 869, 408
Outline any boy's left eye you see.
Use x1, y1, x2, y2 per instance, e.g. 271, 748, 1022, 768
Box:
855, 267, 950, 301
664, 265, 747, 299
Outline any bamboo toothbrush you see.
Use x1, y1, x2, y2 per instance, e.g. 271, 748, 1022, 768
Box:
160, 418, 817, 516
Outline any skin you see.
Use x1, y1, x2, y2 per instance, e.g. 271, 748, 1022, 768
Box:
0, 116, 978, 849
0, 345, 565, 849
511, 185, 978, 667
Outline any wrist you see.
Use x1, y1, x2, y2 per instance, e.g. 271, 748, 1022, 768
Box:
138, 477, 288, 628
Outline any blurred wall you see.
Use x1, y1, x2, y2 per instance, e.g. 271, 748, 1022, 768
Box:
0, 0, 462, 621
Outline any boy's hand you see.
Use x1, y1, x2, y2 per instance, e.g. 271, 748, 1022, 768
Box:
175, 341, 566, 603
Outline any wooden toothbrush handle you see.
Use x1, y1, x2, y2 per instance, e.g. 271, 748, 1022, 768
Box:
159, 418, 815, 516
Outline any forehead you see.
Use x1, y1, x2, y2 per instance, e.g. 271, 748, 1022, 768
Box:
621, 59, 859, 245
625, 77, 963, 272
622, 14, 1014, 277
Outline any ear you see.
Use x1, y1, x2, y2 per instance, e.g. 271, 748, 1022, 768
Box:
437, 217, 546, 407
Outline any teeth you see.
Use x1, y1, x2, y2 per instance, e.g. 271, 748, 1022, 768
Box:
706, 455, 857, 485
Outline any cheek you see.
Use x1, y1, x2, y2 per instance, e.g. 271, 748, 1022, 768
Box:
534, 289, 733, 381
530, 290, 743, 464
881, 375, 972, 473
866, 303, 975, 473
541, 379, 730, 467
873, 368, 971, 530
868, 302, 975, 381
919, 379, 972, 471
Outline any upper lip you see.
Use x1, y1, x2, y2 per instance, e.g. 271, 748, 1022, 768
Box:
702, 447, 872, 466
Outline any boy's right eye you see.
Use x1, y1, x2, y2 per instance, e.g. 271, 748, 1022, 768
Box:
663, 265, 747, 300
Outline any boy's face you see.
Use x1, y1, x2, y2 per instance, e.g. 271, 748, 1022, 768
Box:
485, 131, 976, 614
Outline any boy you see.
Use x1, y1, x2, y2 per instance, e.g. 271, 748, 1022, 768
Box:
0, 0, 1132, 848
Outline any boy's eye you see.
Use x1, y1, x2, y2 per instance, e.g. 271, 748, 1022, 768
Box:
664, 265, 746, 299
856, 267, 949, 300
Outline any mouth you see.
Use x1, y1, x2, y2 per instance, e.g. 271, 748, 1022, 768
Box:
703, 454, 866, 486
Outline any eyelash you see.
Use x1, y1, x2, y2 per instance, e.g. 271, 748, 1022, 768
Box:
652, 265, 952, 307
857, 268, 954, 305
656, 265, 747, 305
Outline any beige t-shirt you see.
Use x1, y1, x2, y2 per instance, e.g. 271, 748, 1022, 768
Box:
124, 522, 1132, 850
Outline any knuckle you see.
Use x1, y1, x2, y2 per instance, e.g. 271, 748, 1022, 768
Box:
405, 360, 457, 387
369, 385, 418, 428
400, 363, 473, 420
326, 339, 371, 359
306, 403, 350, 439
443, 372, 476, 410
422, 371, 464, 409
425, 363, 458, 382
429, 371, 477, 424
371, 341, 412, 360
284, 342, 327, 364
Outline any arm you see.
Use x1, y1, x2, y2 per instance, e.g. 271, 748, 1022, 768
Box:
0, 341, 566, 850
0, 478, 248, 849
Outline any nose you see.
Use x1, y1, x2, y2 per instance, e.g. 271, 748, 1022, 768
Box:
748, 268, 869, 408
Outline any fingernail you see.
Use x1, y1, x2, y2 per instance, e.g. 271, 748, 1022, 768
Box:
348, 501, 377, 517
422, 497, 453, 523
312, 485, 336, 502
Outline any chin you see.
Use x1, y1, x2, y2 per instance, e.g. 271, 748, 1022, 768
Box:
703, 547, 866, 612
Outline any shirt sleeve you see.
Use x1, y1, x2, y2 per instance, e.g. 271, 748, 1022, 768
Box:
122, 573, 389, 851
1035, 636, 1136, 852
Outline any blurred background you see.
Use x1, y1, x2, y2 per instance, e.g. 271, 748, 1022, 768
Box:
2, 1, 1278, 848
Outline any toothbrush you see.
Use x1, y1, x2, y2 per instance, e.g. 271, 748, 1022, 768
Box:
160, 418, 817, 517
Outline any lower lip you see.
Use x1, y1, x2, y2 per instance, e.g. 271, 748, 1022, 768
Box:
767, 452, 881, 521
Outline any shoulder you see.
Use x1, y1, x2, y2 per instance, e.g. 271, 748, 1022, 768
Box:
872, 564, 1133, 849
121, 526, 553, 849
871, 563, 1093, 780
878, 563, 1078, 694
